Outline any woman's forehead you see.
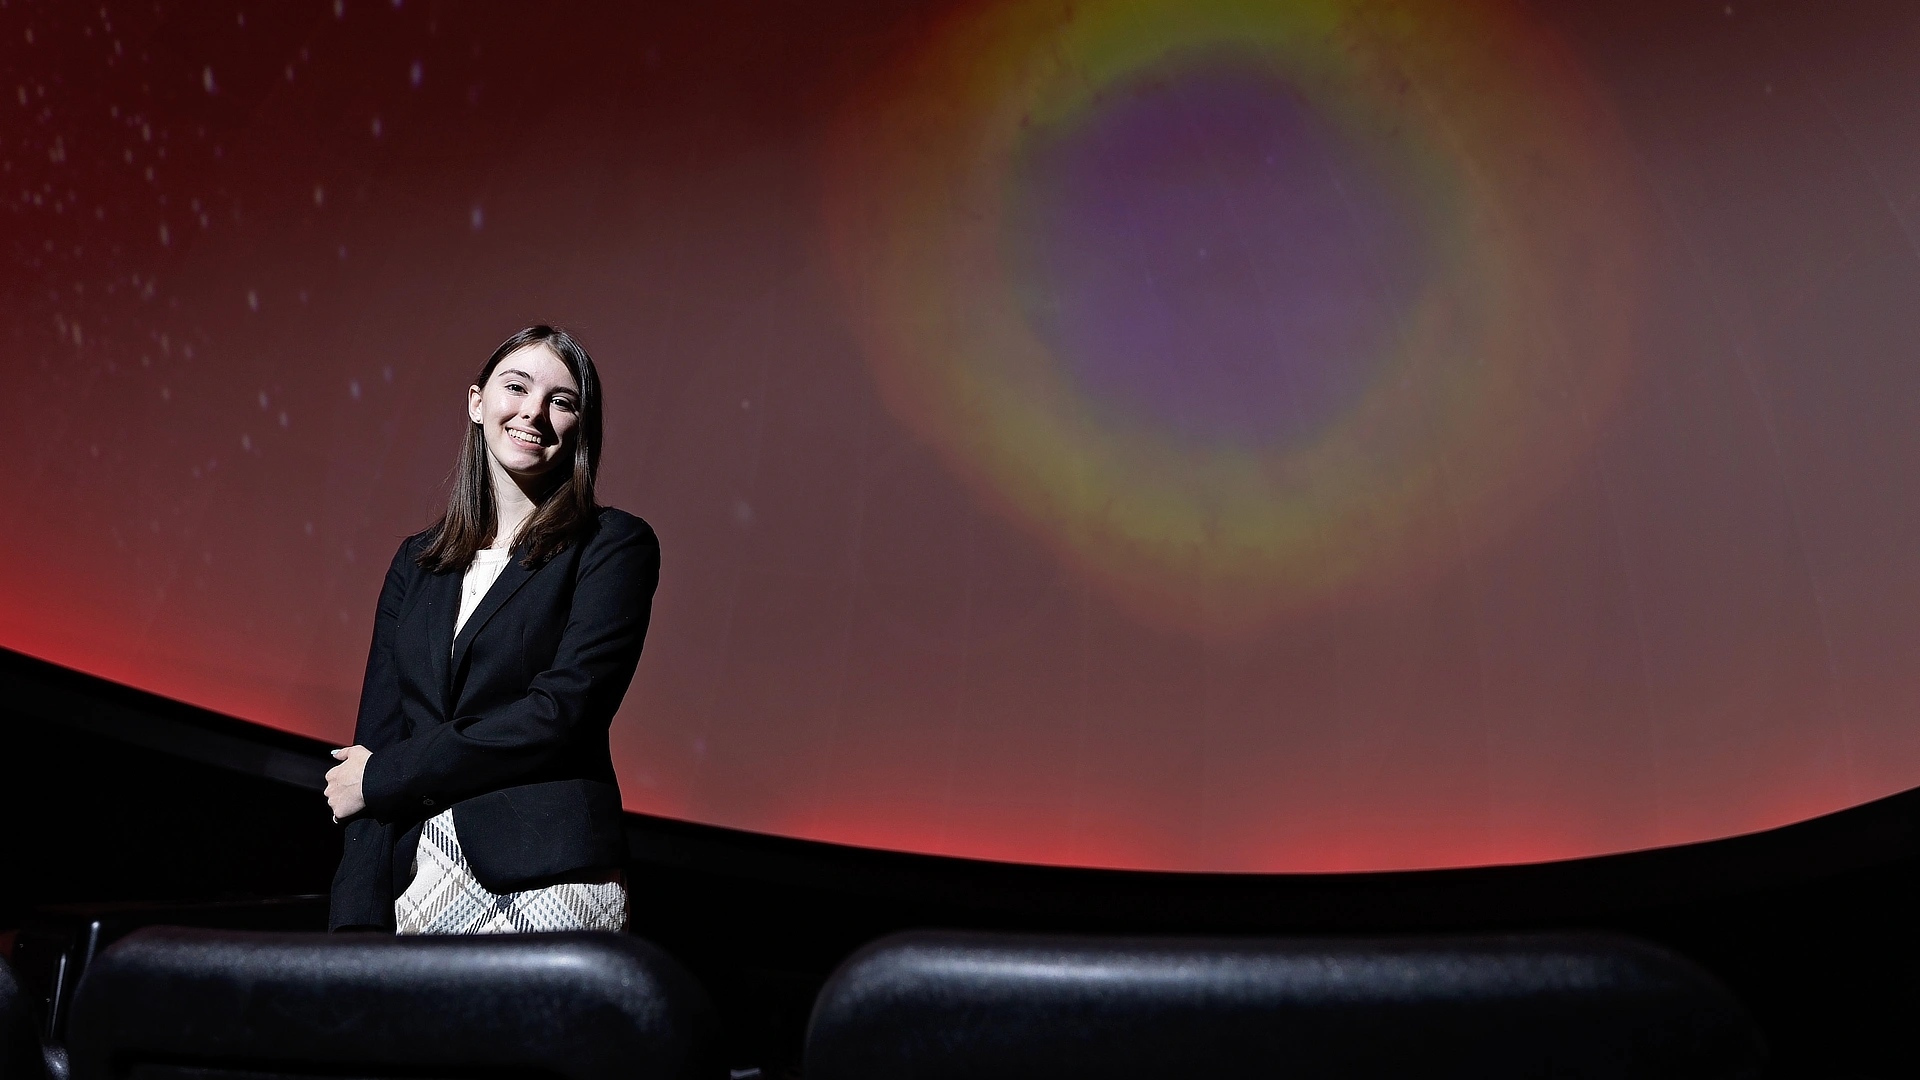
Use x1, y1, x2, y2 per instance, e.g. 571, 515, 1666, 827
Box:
493, 343, 578, 391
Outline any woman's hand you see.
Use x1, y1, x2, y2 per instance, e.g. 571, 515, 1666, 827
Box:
325, 745, 372, 821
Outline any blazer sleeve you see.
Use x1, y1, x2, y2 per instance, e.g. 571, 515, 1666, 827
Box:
357, 517, 659, 818
328, 537, 416, 932
349, 538, 417, 754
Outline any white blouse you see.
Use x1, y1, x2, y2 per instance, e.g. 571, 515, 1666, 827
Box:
452, 546, 514, 652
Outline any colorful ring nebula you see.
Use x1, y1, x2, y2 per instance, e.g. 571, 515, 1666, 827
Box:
825, 0, 1648, 633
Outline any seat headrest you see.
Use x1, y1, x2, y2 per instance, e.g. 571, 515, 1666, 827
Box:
805, 930, 1764, 1080
0, 953, 49, 1080
68, 927, 716, 1080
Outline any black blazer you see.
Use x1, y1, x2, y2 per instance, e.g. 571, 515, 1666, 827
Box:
328, 507, 660, 931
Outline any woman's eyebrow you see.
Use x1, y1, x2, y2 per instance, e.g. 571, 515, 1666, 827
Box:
496, 367, 577, 395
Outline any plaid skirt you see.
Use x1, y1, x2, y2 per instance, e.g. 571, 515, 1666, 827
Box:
394, 808, 628, 935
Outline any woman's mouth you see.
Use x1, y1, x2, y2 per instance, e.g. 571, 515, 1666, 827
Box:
506, 427, 543, 448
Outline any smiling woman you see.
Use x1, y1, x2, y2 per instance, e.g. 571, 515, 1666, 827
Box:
323, 325, 661, 934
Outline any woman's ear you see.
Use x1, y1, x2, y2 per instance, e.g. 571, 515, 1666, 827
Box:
468, 384, 484, 424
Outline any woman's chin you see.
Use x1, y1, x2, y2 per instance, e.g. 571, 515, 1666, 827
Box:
503, 458, 563, 485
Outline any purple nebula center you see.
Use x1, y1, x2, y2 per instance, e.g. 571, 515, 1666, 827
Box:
1007, 60, 1428, 448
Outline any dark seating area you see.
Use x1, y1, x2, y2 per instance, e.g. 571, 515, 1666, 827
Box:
7, 651, 1920, 1078
806, 930, 1766, 1080
15, 924, 1770, 1080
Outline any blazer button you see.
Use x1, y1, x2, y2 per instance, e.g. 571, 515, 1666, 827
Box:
422, 797, 436, 807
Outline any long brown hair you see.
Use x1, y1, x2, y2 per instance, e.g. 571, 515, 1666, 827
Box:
417, 325, 603, 572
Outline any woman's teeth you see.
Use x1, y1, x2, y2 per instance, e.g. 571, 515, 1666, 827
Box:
507, 429, 541, 446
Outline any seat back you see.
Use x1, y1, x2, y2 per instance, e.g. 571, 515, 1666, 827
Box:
0, 954, 48, 1080
805, 930, 1764, 1080
68, 927, 717, 1080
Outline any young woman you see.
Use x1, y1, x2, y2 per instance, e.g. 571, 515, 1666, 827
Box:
324, 325, 659, 933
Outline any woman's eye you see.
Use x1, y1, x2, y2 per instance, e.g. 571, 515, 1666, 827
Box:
553, 398, 576, 411
504, 382, 525, 393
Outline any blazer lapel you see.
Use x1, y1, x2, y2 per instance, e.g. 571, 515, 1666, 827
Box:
449, 546, 540, 682
421, 569, 461, 706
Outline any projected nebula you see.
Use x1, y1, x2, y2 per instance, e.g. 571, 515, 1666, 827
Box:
826, 0, 1648, 631
1010, 63, 1419, 450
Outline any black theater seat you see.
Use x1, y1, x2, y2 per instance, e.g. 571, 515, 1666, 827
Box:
1, 954, 48, 1080
66, 927, 718, 1080
805, 930, 1765, 1080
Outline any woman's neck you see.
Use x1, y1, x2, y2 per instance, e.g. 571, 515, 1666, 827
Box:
487, 455, 544, 550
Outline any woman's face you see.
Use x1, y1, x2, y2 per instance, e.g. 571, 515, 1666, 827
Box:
467, 343, 582, 481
